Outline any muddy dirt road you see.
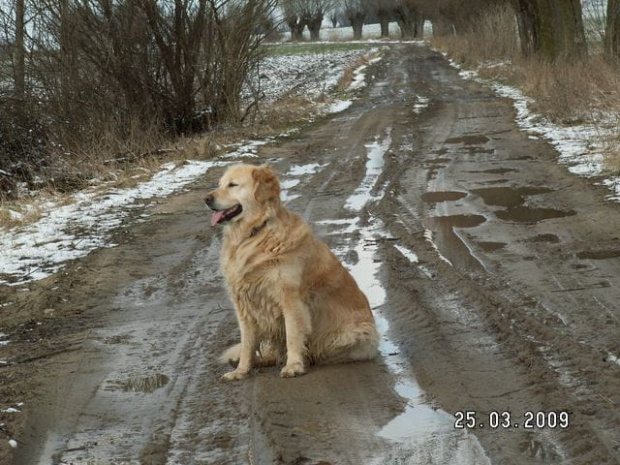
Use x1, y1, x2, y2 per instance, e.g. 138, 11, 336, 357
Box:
1, 43, 620, 465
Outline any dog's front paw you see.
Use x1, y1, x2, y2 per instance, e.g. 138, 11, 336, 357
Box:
280, 362, 306, 378
221, 370, 249, 381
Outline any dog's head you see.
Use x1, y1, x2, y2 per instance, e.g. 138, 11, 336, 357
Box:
205, 164, 280, 227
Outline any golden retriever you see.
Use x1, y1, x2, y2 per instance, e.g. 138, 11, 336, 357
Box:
205, 163, 379, 380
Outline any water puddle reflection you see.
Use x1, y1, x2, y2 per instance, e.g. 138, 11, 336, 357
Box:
427, 215, 487, 272
106, 373, 170, 394
472, 186, 576, 223
422, 191, 468, 203
445, 134, 490, 145
576, 249, 620, 260
328, 214, 490, 464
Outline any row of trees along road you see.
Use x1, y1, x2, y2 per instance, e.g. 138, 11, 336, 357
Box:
284, 0, 620, 64
0, 0, 619, 198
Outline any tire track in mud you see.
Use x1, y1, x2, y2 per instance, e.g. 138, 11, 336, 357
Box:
5, 43, 620, 465
371, 45, 620, 464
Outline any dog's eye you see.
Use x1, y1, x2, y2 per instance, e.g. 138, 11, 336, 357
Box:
228, 182, 238, 188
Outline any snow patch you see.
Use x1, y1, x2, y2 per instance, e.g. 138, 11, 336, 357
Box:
393, 244, 419, 263
345, 129, 392, 211
449, 58, 620, 203
424, 229, 453, 266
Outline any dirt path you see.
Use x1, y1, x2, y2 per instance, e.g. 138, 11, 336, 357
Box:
1, 43, 620, 465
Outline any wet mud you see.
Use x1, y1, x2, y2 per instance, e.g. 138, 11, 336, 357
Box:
1, 43, 620, 465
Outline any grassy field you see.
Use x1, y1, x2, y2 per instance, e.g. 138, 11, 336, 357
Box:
262, 41, 378, 57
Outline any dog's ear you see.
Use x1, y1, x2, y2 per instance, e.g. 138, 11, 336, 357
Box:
252, 165, 280, 203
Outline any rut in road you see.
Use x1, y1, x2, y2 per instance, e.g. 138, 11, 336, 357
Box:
11, 43, 620, 465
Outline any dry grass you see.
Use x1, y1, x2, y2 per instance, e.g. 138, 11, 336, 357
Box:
431, 5, 620, 175
1, 47, 381, 232
336, 51, 378, 91
431, 5, 520, 66
0, 90, 324, 231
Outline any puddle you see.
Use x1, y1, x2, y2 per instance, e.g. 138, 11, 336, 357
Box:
421, 191, 467, 203
445, 134, 490, 145
472, 186, 576, 223
471, 186, 551, 209
425, 158, 451, 165
467, 168, 518, 175
576, 249, 620, 260
496, 206, 576, 223
345, 129, 392, 211
426, 215, 487, 272
105, 373, 170, 393
332, 217, 491, 464
524, 234, 560, 243
477, 241, 507, 252
478, 178, 510, 185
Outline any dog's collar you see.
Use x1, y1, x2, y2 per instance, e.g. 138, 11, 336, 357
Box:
249, 219, 269, 238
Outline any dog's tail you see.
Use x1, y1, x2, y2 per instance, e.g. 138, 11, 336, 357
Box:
219, 343, 241, 365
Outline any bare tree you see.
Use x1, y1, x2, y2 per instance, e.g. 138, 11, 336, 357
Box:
0, 0, 278, 198
371, 0, 395, 37
514, 0, 587, 60
283, 0, 334, 41
606, 0, 620, 62
283, 0, 307, 40
394, 0, 424, 39
307, 0, 334, 40
14, 0, 25, 101
343, 0, 368, 39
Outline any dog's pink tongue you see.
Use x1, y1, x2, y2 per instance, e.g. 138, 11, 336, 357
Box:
211, 210, 225, 226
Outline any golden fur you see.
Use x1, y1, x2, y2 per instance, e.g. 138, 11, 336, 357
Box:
205, 164, 378, 380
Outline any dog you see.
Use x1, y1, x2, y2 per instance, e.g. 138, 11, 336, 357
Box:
205, 164, 378, 380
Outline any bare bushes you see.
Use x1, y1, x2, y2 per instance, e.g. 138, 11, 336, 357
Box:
433, 4, 620, 173
512, 57, 620, 123
430, 4, 520, 64
0, 0, 275, 199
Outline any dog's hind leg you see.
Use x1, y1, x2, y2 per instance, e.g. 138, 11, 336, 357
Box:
317, 323, 379, 365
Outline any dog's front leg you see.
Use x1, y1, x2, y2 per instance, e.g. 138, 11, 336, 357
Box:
281, 289, 311, 378
221, 319, 256, 381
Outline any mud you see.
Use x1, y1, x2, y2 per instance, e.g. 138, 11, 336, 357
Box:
1, 43, 620, 465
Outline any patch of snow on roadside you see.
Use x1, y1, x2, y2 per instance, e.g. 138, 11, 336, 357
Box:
0, 160, 226, 285
287, 163, 325, 176
0, 47, 378, 285
448, 58, 620, 203
605, 353, 620, 367
393, 244, 419, 263
413, 95, 430, 114
345, 129, 392, 211
424, 229, 453, 266
324, 99, 353, 114
279, 163, 327, 203
248, 49, 376, 105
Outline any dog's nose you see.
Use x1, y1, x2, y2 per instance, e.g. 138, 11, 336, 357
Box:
205, 194, 214, 207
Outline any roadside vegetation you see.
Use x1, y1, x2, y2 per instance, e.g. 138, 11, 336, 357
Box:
424, 0, 620, 174
1, 0, 619, 229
